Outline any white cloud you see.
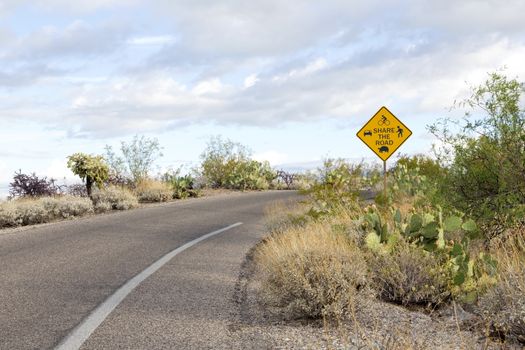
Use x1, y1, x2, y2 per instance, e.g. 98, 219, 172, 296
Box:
127, 35, 175, 46
45, 159, 75, 182
243, 74, 258, 88
0, 160, 9, 184
0, 0, 140, 16
1, 20, 131, 60
152, 0, 377, 58
272, 58, 328, 82
253, 151, 288, 166
1, 0, 525, 139
192, 78, 225, 95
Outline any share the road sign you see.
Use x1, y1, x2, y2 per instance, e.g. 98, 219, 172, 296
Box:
357, 106, 412, 161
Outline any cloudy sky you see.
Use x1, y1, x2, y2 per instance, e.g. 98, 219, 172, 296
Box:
1, 0, 524, 190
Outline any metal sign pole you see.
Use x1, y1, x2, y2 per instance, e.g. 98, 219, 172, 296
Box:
383, 160, 387, 201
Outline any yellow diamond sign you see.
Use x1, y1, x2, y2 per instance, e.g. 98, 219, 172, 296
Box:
357, 106, 412, 161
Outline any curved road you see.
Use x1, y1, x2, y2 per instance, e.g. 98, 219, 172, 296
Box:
0, 191, 299, 349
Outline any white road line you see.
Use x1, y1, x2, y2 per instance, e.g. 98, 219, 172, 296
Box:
55, 222, 243, 350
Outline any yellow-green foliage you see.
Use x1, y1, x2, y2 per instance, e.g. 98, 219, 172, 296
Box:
310, 159, 363, 203
256, 219, 368, 319
0, 196, 94, 228
134, 180, 173, 202
67, 153, 109, 196
91, 186, 139, 211
200, 136, 276, 190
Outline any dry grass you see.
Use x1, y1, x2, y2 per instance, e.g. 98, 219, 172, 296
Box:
0, 196, 94, 228
134, 180, 173, 203
478, 225, 525, 343
263, 199, 310, 233
255, 219, 368, 319
367, 239, 450, 307
91, 186, 139, 212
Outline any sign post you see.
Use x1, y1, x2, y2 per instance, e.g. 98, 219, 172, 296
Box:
383, 160, 387, 200
357, 106, 412, 199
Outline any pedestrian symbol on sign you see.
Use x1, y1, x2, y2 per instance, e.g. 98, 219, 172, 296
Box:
397, 126, 403, 138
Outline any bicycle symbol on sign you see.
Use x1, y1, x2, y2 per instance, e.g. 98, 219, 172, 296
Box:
378, 115, 390, 126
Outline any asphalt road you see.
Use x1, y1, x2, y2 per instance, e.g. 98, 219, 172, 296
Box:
0, 191, 300, 350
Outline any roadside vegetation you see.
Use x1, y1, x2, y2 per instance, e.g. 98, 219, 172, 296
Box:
254, 72, 525, 347
1, 134, 309, 229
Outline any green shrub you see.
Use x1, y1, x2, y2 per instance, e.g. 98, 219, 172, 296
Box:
105, 135, 163, 184
200, 136, 276, 190
162, 171, 200, 199
306, 159, 364, 217
0, 196, 94, 228
429, 72, 525, 229
377, 163, 438, 207
91, 186, 139, 211
395, 154, 446, 185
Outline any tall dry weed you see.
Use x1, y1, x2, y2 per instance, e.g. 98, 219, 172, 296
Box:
478, 226, 525, 343
255, 220, 368, 319
134, 179, 173, 202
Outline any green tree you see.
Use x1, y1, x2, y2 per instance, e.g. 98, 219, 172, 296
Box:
67, 153, 109, 197
105, 135, 163, 184
429, 72, 525, 227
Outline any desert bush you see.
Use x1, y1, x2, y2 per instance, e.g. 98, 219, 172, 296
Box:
93, 200, 112, 213
228, 159, 275, 190
256, 221, 368, 319
275, 170, 296, 189
105, 135, 163, 184
200, 136, 276, 190
381, 163, 437, 207
134, 180, 172, 203
478, 226, 525, 343
306, 159, 364, 217
367, 239, 450, 306
90, 186, 139, 211
429, 72, 525, 229
9, 170, 62, 198
0, 196, 94, 228
272, 171, 316, 191
162, 170, 200, 199
292, 172, 317, 191
395, 154, 446, 185
65, 184, 88, 197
